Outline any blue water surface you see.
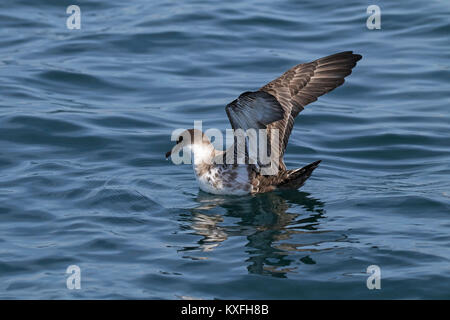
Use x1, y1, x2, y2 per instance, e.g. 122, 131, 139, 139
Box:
0, 0, 449, 299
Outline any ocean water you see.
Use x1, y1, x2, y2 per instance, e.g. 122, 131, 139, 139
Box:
0, 0, 449, 299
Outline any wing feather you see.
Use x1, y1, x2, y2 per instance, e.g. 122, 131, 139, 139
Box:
261, 51, 362, 169
225, 91, 285, 130
224, 51, 362, 170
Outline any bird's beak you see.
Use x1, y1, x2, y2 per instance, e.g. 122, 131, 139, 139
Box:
165, 149, 172, 159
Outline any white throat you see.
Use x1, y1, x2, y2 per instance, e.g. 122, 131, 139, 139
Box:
190, 143, 214, 165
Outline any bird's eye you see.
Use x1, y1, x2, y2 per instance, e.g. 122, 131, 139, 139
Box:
177, 136, 183, 144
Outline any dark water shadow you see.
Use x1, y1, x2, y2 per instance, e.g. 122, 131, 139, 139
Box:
180, 190, 333, 277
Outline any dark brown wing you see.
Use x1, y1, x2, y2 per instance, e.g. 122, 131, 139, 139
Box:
224, 91, 285, 166
261, 51, 362, 170
225, 91, 284, 131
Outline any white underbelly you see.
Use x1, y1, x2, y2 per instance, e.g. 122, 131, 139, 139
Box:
194, 165, 251, 195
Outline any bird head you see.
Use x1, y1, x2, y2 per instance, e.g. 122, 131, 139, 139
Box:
165, 129, 212, 161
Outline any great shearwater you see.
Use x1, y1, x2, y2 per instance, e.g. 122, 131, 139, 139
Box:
166, 51, 362, 195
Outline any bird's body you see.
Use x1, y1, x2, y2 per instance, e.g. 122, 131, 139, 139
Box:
194, 162, 252, 196
166, 51, 362, 195
189, 142, 323, 195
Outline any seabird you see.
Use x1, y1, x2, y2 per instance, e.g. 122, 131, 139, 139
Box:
166, 51, 362, 195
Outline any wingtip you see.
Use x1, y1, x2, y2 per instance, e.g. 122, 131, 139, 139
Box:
345, 51, 363, 62
353, 53, 363, 62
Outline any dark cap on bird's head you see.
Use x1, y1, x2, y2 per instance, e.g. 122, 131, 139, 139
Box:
165, 129, 209, 159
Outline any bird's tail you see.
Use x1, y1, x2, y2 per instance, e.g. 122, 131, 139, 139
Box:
276, 160, 321, 190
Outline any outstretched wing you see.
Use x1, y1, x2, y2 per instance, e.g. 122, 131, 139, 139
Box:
261, 51, 362, 169
225, 91, 285, 131
224, 91, 285, 166
224, 51, 362, 170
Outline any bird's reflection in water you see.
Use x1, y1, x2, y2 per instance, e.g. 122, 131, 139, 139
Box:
180, 189, 341, 277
